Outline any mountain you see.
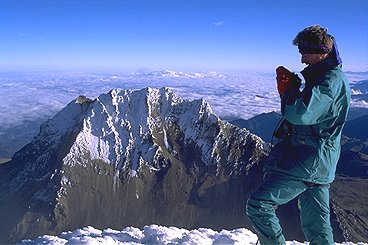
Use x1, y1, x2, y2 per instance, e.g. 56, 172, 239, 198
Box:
230, 111, 282, 143
230, 108, 368, 144
338, 136, 368, 178
0, 119, 43, 160
346, 107, 368, 121
346, 71, 368, 75
0, 87, 269, 243
351, 80, 368, 94
350, 80, 368, 107
343, 115, 368, 141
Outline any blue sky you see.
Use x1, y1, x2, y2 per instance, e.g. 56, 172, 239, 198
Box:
1, 0, 367, 73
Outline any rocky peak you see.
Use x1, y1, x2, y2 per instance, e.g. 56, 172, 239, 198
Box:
0, 87, 268, 243
28, 87, 265, 178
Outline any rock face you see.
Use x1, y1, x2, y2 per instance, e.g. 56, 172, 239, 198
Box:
0, 87, 268, 243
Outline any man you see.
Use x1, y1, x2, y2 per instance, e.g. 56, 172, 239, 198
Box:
246, 25, 351, 244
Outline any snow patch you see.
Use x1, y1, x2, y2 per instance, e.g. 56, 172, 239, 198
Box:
19, 225, 368, 245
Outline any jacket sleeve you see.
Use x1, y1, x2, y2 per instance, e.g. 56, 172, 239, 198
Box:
281, 82, 338, 126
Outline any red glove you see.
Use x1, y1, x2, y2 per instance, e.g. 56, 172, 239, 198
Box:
276, 66, 301, 95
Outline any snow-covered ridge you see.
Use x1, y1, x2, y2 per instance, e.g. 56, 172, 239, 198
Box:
6, 86, 265, 197
51, 87, 265, 177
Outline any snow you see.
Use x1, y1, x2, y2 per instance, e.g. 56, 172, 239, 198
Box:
352, 89, 363, 95
59, 86, 248, 182
19, 225, 368, 245
163, 127, 171, 150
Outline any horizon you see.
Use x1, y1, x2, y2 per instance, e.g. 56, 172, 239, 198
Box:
1, 0, 367, 73
0, 68, 367, 77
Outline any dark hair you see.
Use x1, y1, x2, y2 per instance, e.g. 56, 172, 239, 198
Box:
293, 25, 334, 49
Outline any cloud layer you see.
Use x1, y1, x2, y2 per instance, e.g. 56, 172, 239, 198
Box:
0, 70, 367, 155
0, 71, 280, 131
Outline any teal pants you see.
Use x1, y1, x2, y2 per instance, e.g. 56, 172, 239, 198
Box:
246, 174, 333, 245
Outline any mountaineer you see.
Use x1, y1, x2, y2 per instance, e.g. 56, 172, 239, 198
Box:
246, 25, 351, 244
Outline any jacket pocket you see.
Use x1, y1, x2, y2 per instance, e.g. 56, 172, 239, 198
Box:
290, 138, 318, 171
272, 138, 294, 170
275, 137, 317, 171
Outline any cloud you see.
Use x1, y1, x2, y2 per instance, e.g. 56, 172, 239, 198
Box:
17, 32, 44, 40
213, 21, 224, 27
17, 32, 28, 37
0, 71, 278, 131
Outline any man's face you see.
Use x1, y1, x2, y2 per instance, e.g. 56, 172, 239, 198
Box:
301, 53, 329, 65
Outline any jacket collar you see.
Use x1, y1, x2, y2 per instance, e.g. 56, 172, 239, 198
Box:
301, 41, 342, 83
301, 56, 339, 82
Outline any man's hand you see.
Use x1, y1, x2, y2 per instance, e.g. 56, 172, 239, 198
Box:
276, 66, 301, 95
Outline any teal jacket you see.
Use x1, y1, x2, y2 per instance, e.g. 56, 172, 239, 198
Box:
266, 54, 351, 184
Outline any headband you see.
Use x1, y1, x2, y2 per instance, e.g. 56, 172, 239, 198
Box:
298, 43, 332, 55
